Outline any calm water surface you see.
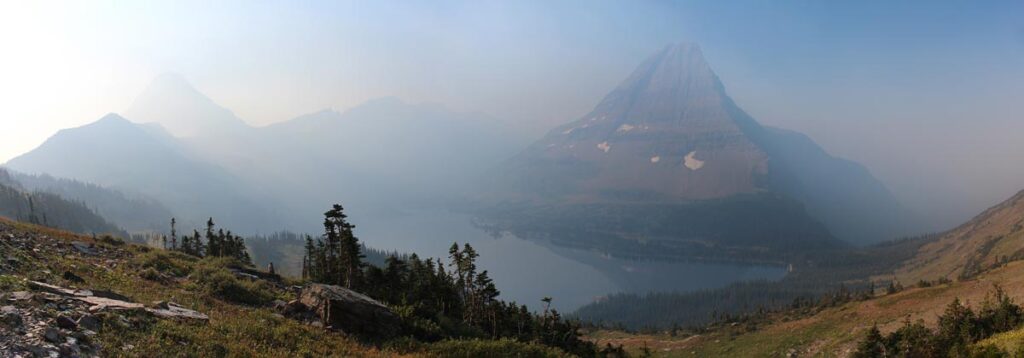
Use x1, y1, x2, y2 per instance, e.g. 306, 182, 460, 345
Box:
355, 210, 786, 311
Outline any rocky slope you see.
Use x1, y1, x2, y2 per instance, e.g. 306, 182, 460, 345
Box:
0, 219, 389, 357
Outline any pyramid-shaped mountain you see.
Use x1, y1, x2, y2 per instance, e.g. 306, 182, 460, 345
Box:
491, 43, 911, 245
514, 43, 766, 200
125, 73, 251, 138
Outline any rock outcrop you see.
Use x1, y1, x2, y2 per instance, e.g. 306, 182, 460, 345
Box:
288, 284, 400, 339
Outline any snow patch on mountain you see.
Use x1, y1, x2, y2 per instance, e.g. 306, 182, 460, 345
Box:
684, 151, 704, 170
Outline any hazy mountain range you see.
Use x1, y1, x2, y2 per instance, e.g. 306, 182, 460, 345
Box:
6, 75, 526, 235
5, 43, 919, 260
5, 114, 285, 232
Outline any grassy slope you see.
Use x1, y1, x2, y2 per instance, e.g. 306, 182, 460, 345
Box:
588, 260, 1024, 357
895, 190, 1024, 284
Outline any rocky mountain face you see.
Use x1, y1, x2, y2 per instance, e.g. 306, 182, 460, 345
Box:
896, 189, 1024, 283
491, 43, 910, 245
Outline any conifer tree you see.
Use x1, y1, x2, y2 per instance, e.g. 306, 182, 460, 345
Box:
170, 217, 177, 250
324, 204, 364, 289
205, 218, 218, 257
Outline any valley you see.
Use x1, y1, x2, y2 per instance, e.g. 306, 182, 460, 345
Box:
2, 3, 1021, 355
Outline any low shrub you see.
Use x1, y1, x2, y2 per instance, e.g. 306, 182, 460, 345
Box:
190, 259, 275, 306
133, 250, 196, 278
139, 267, 163, 281
97, 234, 125, 246
424, 338, 572, 358
0, 274, 26, 291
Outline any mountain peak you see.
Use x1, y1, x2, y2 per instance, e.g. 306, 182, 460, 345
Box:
590, 41, 733, 127
95, 113, 131, 125
146, 72, 202, 96
70, 113, 146, 135
125, 73, 249, 138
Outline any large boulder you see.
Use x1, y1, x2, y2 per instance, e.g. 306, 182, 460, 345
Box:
297, 284, 400, 338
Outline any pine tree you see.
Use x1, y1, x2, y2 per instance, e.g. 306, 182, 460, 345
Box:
303, 235, 315, 280
191, 229, 205, 256
205, 218, 218, 257
170, 217, 177, 250
180, 231, 192, 255
853, 325, 885, 358
323, 204, 363, 289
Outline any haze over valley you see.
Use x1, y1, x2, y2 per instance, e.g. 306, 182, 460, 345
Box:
1, 1, 1023, 357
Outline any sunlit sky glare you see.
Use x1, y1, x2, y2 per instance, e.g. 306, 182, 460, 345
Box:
1, 0, 1023, 221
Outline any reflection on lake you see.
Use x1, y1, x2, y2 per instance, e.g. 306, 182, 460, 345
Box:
355, 210, 786, 311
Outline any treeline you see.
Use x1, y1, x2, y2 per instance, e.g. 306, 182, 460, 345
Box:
576, 234, 937, 330
302, 204, 598, 356
0, 171, 125, 236
164, 217, 251, 264
9, 170, 173, 232
245, 231, 404, 277
854, 286, 1024, 357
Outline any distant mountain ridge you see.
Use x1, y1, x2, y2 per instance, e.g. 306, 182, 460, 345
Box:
488, 43, 911, 245
5, 114, 287, 233
8, 78, 525, 234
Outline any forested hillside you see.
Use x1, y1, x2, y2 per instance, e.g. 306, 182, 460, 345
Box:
9, 170, 173, 232
0, 170, 124, 236
575, 234, 933, 330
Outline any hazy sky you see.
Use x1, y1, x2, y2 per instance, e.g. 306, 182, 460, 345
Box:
1, 0, 1022, 226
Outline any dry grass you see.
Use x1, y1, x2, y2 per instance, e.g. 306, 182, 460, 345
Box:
586, 260, 1024, 357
